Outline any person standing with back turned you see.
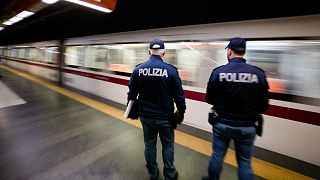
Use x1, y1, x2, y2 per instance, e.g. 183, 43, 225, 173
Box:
127, 39, 186, 180
203, 37, 269, 180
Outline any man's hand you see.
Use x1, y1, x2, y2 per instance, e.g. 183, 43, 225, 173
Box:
174, 110, 184, 124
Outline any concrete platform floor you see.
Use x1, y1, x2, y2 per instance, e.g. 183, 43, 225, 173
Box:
1, 65, 314, 180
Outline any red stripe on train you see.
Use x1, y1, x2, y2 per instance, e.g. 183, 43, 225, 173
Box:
4, 58, 59, 70
265, 105, 320, 126
62, 68, 128, 86
3, 58, 320, 126
184, 90, 206, 102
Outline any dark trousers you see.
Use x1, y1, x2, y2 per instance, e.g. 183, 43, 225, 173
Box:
208, 122, 256, 180
140, 117, 176, 179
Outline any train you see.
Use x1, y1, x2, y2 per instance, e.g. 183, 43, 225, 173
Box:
1, 15, 319, 167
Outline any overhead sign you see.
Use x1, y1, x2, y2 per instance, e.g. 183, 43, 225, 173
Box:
65, 0, 118, 13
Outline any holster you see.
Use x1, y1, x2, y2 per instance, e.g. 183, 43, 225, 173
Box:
208, 108, 219, 126
254, 115, 264, 136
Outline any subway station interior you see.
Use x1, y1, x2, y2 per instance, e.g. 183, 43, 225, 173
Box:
0, 0, 320, 179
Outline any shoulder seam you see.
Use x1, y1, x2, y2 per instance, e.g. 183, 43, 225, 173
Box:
212, 65, 225, 72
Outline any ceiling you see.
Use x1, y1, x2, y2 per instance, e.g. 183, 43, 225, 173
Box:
0, 0, 320, 46
0, 0, 40, 20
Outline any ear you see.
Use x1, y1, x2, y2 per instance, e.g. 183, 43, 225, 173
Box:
148, 49, 151, 55
227, 49, 232, 56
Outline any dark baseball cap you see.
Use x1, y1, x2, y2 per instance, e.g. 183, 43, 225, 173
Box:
225, 37, 246, 52
149, 39, 165, 49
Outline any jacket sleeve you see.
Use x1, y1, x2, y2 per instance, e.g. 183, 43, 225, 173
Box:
127, 68, 139, 101
172, 69, 186, 113
258, 72, 269, 113
206, 70, 219, 105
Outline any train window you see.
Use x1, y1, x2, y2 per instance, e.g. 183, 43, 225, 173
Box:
83, 46, 95, 68
163, 49, 176, 65
65, 46, 83, 67
246, 51, 281, 78
245, 41, 320, 100
135, 48, 149, 63
108, 48, 126, 72
106, 43, 148, 73
246, 50, 288, 94
288, 47, 320, 100
17, 49, 25, 59
24, 48, 29, 59
28, 48, 37, 60
6, 49, 10, 57
7, 49, 11, 57
83, 46, 109, 70
176, 48, 201, 85
173, 42, 226, 88
122, 49, 139, 70
44, 47, 59, 64
4, 49, 8, 56
37, 48, 45, 62
11, 49, 17, 58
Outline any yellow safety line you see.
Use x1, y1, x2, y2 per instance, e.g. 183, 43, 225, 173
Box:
0, 65, 314, 180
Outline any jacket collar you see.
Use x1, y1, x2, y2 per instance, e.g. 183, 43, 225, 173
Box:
150, 55, 163, 61
229, 57, 246, 63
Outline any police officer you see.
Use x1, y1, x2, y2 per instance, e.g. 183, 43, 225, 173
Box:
203, 37, 269, 180
127, 39, 186, 180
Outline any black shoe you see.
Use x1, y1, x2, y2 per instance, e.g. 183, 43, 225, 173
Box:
150, 168, 159, 180
150, 174, 158, 180
202, 176, 210, 180
150, 176, 158, 180
165, 171, 178, 180
173, 171, 178, 180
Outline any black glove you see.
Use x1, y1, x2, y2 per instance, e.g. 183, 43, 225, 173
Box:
173, 110, 184, 128
177, 111, 184, 124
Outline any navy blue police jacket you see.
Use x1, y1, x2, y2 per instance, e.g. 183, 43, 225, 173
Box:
127, 55, 186, 120
206, 57, 269, 126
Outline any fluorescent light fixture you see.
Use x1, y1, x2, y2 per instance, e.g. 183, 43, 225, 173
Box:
2, 10, 35, 26
9, 16, 23, 23
14, 45, 31, 48
64, 0, 112, 13
16, 11, 35, 18
0, 27, 4, 31
3, 21, 14, 26
42, 0, 60, 4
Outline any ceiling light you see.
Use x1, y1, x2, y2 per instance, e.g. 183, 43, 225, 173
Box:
64, 0, 112, 13
3, 21, 14, 26
2, 10, 35, 26
42, 0, 60, 4
16, 11, 35, 18
9, 16, 23, 23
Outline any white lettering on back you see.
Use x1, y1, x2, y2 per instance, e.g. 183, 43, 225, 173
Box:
219, 73, 259, 83
138, 68, 168, 77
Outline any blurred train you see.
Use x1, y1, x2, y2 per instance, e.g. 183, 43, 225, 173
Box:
1, 15, 320, 167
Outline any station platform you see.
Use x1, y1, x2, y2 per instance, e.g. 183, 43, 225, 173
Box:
0, 65, 316, 180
